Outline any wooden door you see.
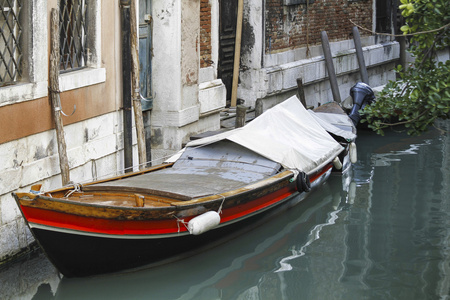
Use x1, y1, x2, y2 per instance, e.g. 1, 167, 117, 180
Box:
218, 0, 238, 104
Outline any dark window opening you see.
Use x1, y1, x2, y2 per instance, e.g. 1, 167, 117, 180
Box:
60, 0, 87, 72
0, 0, 22, 87
376, 0, 400, 34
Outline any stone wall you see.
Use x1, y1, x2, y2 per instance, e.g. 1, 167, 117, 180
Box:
237, 0, 400, 109
0, 111, 128, 261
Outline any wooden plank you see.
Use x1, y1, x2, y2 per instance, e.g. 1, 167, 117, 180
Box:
50, 8, 70, 186
230, 0, 244, 107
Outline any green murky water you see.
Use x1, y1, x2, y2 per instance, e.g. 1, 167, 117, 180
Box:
1, 121, 449, 300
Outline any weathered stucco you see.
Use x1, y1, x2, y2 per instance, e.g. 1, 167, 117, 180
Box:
150, 0, 225, 158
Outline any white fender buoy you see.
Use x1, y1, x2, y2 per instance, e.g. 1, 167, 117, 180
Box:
333, 157, 343, 170
350, 142, 357, 164
188, 211, 221, 235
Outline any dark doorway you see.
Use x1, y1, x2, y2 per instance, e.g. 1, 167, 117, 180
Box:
139, 0, 153, 111
218, 0, 238, 105
376, 0, 399, 33
139, 0, 153, 164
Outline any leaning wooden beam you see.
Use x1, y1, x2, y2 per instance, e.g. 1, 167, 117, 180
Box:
230, 0, 244, 107
296, 78, 307, 108
50, 8, 70, 186
321, 31, 341, 103
130, 0, 147, 170
352, 26, 369, 84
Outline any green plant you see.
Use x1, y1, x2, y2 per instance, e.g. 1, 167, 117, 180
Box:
362, 0, 450, 135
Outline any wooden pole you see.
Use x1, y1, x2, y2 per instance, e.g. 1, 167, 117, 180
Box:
296, 78, 307, 108
50, 8, 70, 185
255, 99, 263, 117
121, 1, 133, 172
130, 0, 147, 170
230, 0, 244, 107
321, 31, 341, 103
235, 105, 247, 128
352, 26, 369, 84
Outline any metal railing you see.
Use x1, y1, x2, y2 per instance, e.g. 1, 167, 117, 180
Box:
60, 0, 87, 72
0, 0, 22, 87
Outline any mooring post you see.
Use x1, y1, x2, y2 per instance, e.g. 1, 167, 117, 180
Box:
231, 0, 244, 107
255, 99, 263, 117
352, 26, 369, 84
236, 105, 247, 128
50, 8, 70, 186
130, 0, 147, 170
321, 31, 341, 103
296, 78, 307, 108
121, 0, 133, 172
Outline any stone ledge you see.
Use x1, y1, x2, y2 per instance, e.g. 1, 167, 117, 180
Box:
199, 79, 226, 115
262, 41, 400, 96
0, 81, 48, 108
59, 68, 106, 92
151, 105, 200, 127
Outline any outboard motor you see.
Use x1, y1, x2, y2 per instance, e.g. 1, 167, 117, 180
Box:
349, 82, 375, 126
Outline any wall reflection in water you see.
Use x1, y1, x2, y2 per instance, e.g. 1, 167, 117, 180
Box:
0, 250, 60, 299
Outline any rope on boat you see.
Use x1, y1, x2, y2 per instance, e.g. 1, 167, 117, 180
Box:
217, 194, 226, 214
289, 169, 299, 183
174, 215, 189, 233
64, 182, 82, 198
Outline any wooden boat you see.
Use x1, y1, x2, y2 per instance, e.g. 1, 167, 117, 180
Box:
13, 95, 359, 277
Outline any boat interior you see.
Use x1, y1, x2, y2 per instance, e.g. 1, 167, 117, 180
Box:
65, 140, 284, 207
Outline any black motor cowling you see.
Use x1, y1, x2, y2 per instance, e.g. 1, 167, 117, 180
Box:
349, 82, 375, 126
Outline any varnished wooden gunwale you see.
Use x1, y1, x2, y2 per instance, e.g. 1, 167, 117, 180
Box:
14, 170, 296, 221
40, 163, 174, 196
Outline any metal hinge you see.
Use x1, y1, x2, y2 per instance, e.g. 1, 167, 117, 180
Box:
144, 14, 152, 24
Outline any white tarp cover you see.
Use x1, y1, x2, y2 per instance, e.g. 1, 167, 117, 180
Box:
187, 96, 344, 174
308, 110, 357, 141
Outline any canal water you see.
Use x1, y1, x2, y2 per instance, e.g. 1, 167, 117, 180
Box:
1, 121, 449, 300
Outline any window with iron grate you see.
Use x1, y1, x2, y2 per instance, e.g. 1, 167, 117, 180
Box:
59, 0, 87, 72
0, 0, 22, 87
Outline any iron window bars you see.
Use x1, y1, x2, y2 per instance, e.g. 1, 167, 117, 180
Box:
0, 0, 22, 87
60, 0, 87, 72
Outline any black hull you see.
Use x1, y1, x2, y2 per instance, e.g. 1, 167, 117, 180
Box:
33, 192, 307, 278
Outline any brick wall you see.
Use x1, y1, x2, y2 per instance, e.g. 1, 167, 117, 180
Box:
265, 0, 373, 53
200, 0, 213, 68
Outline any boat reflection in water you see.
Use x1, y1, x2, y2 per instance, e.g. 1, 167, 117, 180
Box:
49, 171, 355, 300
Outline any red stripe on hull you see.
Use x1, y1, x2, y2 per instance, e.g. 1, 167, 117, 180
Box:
310, 164, 333, 182
220, 186, 296, 223
21, 186, 297, 237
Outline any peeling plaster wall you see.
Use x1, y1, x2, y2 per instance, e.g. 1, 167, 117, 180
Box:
0, 0, 123, 263
150, 0, 225, 162
0, 110, 133, 262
